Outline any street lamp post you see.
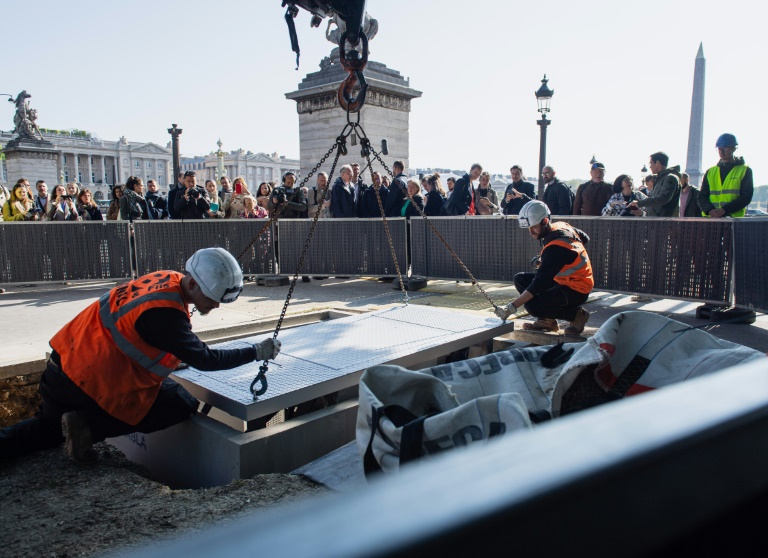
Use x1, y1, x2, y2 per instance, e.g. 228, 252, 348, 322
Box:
167, 124, 182, 191
640, 164, 648, 190
216, 139, 226, 186
535, 75, 554, 199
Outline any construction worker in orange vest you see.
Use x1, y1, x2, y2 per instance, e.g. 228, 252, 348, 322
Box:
495, 200, 594, 336
0, 248, 281, 463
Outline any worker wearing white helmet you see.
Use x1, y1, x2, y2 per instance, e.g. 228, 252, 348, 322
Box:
495, 201, 594, 335
1, 248, 280, 463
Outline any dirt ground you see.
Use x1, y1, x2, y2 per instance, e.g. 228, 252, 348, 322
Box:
0, 374, 329, 558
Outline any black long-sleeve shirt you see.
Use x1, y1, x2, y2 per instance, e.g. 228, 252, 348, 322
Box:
135, 308, 256, 371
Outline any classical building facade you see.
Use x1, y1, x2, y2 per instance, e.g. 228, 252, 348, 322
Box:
180, 149, 299, 186
0, 130, 172, 200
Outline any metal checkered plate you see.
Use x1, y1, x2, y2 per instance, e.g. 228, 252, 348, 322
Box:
173, 305, 512, 421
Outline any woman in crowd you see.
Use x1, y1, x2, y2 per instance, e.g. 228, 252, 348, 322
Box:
48, 184, 80, 221
474, 171, 500, 215
119, 176, 151, 221
424, 172, 446, 216
241, 195, 268, 218
204, 180, 225, 218
602, 175, 646, 217
2, 180, 41, 221
402, 178, 425, 218
77, 189, 104, 221
65, 182, 80, 200
223, 176, 251, 218
107, 185, 123, 220
256, 182, 273, 212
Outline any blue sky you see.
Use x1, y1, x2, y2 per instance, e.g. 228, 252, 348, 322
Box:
3, 0, 765, 185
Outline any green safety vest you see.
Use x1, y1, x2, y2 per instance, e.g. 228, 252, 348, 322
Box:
703, 164, 748, 217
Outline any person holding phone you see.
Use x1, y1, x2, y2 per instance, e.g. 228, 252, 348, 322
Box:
601, 175, 646, 217
222, 176, 251, 218
47, 184, 80, 221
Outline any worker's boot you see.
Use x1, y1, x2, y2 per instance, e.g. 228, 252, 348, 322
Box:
522, 318, 559, 333
564, 308, 590, 336
61, 411, 97, 464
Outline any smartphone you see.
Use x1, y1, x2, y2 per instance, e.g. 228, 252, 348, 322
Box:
235, 183, 242, 195
210, 202, 219, 212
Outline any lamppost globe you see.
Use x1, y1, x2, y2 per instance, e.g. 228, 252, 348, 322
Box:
590, 155, 597, 165
535, 74, 554, 115
535, 74, 554, 199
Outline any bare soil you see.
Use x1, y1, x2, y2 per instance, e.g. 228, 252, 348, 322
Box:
0, 374, 329, 558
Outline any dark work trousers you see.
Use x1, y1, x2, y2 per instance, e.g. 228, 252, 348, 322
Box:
514, 272, 589, 322
0, 353, 198, 458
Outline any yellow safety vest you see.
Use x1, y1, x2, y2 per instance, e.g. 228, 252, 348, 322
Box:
703, 164, 748, 217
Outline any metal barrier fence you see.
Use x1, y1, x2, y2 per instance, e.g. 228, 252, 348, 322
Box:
277, 218, 407, 277
1, 218, 764, 311
0, 221, 132, 284
733, 216, 768, 313
411, 216, 734, 305
132, 220, 276, 277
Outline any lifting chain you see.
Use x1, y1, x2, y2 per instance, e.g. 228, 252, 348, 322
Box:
356, 126, 503, 314
249, 131, 348, 398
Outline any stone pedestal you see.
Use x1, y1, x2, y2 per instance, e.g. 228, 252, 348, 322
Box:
3, 137, 59, 186
285, 61, 421, 182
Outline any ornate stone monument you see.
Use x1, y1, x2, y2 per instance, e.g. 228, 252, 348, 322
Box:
285, 14, 421, 180
4, 91, 58, 186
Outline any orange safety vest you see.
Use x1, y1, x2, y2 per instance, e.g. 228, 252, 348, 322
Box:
541, 222, 594, 294
50, 271, 189, 425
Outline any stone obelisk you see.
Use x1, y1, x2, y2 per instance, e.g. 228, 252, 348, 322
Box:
685, 43, 706, 188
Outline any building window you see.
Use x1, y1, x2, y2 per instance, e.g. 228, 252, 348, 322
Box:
147, 161, 152, 169
135, 161, 139, 168
63, 155, 67, 163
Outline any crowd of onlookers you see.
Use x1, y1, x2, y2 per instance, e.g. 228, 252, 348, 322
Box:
0, 140, 754, 223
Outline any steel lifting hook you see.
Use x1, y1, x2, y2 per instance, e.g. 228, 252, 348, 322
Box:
337, 32, 369, 113
250, 363, 269, 397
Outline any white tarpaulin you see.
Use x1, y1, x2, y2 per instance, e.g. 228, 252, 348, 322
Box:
358, 311, 765, 474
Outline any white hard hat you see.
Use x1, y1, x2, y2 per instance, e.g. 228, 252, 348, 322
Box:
518, 200, 550, 228
186, 248, 243, 303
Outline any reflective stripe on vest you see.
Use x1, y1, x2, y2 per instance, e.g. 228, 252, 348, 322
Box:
703, 164, 748, 217
98, 290, 184, 378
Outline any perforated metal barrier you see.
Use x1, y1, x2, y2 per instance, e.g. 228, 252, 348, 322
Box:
733, 216, 768, 313
132, 220, 276, 277
0, 218, 763, 310
411, 216, 734, 304
0, 222, 132, 284
277, 218, 407, 277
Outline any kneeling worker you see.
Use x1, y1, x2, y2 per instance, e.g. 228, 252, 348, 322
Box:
0, 248, 280, 462
495, 201, 593, 335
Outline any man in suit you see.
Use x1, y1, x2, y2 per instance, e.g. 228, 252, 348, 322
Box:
330, 165, 356, 218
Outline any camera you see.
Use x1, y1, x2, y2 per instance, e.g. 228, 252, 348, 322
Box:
271, 186, 287, 204
61, 194, 73, 200
188, 188, 200, 199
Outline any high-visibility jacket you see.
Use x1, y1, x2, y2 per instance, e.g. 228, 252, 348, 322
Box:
541, 222, 594, 294
703, 164, 748, 217
50, 271, 189, 425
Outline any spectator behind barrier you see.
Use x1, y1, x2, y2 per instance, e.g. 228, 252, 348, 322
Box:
331, 165, 356, 218
120, 176, 152, 222
223, 176, 251, 219
107, 185, 123, 221
48, 184, 80, 221
77, 189, 104, 221
602, 175, 646, 217
34, 180, 50, 217
307, 173, 331, 219
255, 182, 273, 213
640, 175, 655, 197
65, 182, 80, 200
219, 177, 234, 206
269, 172, 307, 219
678, 173, 702, 218
145, 179, 169, 220
167, 172, 185, 219
204, 180, 225, 219
475, 171, 500, 215
540, 166, 573, 216
501, 165, 535, 216
2, 180, 42, 221
402, 179, 425, 218
241, 195, 268, 219
173, 170, 210, 219
0, 183, 10, 220
361, 171, 387, 218
629, 152, 680, 217
423, 172, 446, 217
574, 162, 612, 216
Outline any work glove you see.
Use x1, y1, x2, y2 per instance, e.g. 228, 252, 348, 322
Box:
253, 338, 282, 361
494, 303, 516, 322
